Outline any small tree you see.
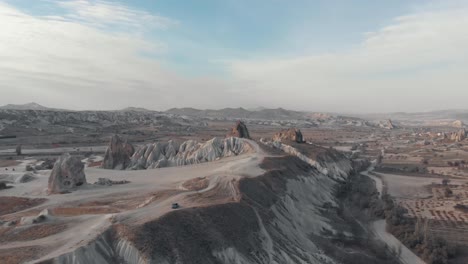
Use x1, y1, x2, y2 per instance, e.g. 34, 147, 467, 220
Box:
444, 187, 453, 197
442, 178, 450, 186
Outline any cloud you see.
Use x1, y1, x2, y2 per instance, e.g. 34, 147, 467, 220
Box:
55, 0, 177, 31
1, 1, 467, 113
0, 1, 244, 110
227, 3, 468, 112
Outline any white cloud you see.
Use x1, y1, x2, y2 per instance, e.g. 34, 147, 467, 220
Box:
227, 3, 468, 112
1, 1, 468, 113
55, 0, 177, 31
0, 1, 243, 110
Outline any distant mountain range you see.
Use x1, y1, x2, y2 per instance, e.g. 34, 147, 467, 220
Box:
119, 107, 154, 112
165, 107, 310, 120
354, 110, 468, 127
2, 103, 467, 125
0, 102, 54, 111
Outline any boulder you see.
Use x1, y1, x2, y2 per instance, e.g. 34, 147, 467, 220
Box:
272, 128, 304, 143
48, 153, 86, 194
228, 121, 250, 138
35, 159, 56, 170
25, 164, 35, 172
16, 172, 36, 183
102, 135, 135, 170
20, 209, 52, 225
0, 182, 8, 190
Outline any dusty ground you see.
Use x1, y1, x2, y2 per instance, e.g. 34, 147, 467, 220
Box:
0, 138, 266, 263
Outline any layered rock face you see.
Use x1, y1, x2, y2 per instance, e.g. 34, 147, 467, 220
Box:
129, 137, 252, 169
228, 121, 250, 138
48, 153, 86, 194
272, 128, 304, 143
102, 135, 135, 170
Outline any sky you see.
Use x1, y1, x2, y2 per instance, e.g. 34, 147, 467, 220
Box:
0, 0, 467, 113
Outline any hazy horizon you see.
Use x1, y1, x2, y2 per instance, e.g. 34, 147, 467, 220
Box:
1, 0, 468, 113
4, 101, 468, 116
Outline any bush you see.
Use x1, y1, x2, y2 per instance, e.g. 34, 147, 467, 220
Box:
444, 187, 453, 197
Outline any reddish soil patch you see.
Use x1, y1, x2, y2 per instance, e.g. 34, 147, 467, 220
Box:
0, 197, 47, 216
0, 208, 43, 223
0, 246, 45, 264
182, 177, 209, 191
78, 200, 113, 207
0, 223, 68, 243
88, 160, 102, 167
0, 160, 20, 167
51, 206, 119, 216
289, 141, 338, 160
187, 179, 239, 205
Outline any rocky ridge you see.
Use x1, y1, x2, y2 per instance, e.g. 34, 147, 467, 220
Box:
129, 137, 253, 169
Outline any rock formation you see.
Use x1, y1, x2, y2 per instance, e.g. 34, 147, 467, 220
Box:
0, 182, 8, 190
377, 119, 396, 129
228, 121, 250, 138
453, 120, 464, 128
35, 158, 56, 170
129, 137, 252, 169
450, 129, 467, 142
272, 128, 304, 143
48, 153, 86, 194
102, 135, 135, 170
17, 173, 36, 183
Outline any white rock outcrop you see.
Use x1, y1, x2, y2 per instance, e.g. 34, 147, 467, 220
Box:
129, 137, 253, 169
48, 153, 86, 194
